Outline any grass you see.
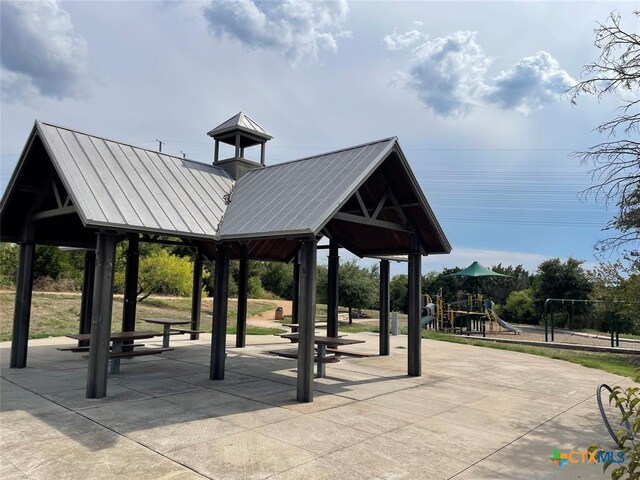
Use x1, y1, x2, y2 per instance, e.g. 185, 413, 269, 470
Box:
421, 330, 640, 379
0, 291, 276, 341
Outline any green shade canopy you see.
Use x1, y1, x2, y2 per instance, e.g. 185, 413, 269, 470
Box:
448, 261, 510, 278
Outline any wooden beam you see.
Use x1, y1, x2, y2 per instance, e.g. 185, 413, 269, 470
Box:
210, 244, 230, 380
407, 234, 421, 377
10, 242, 35, 368
52, 179, 63, 208
379, 259, 390, 356
33, 205, 76, 220
17, 185, 41, 194
78, 250, 96, 348
354, 191, 370, 218
372, 192, 389, 220
121, 234, 139, 347
86, 232, 117, 398
332, 212, 410, 233
235, 243, 248, 348
327, 241, 339, 338
297, 239, 317, 402
190, 248, 203, 340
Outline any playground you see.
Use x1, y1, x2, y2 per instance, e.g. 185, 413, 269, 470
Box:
417, 289, 640, 352
402, 261, 640, 354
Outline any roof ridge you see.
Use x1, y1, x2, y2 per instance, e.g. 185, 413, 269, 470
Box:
248, 137, 398, 174
36, 120, 230, 176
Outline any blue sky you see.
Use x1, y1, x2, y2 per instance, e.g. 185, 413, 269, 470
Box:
1, 0, 633, 275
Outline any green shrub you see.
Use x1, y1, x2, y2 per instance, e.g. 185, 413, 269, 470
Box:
137, 250, 193, 301
501, 289, 537, 325
591, 370, 640, 480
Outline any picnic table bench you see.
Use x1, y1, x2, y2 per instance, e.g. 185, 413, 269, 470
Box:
271, 334, 365, 377
66, 331, 172, 374
141, 318, 203, 347
279, 322, 328, 342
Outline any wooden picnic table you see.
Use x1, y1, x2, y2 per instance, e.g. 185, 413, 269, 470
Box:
66, 331, 170, 374
276, 334, 365, 377
141, 318, 191, 347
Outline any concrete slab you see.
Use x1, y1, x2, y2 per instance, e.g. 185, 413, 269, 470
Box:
268, 457, 374, 480
168, 430, 316, 480
43, 385, 152, 411
1, 333, 635, 479
254, 415, 372, 456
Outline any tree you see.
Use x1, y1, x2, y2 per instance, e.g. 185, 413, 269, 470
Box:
261, 262, 293, 299
481, 264, 531, 305
390, 274, 408, 313
338, 260, 377, 323
589, 260, 640, 334
531, 258, 593, 328
134, 249, 193, 301
0, 243, 18, 285
568, 11, 640, 260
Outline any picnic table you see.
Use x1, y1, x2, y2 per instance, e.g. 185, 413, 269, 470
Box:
141, 318, 192, 347
272, 334, 365, 378
66, 331, 171, 374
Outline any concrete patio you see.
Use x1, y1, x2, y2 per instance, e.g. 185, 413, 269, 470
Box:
0, 333, 631, 479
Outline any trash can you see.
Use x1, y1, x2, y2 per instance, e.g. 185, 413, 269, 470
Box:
275, 306, 284, 320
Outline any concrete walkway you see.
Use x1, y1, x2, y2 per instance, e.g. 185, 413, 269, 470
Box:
0, 333, 633, 479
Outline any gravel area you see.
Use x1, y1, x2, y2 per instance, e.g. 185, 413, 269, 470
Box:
483, 324, 640, 350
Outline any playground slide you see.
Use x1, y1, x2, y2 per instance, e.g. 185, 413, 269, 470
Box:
488, 309, 522, 334
420, 315, 435, 328
420, 303, 436, 328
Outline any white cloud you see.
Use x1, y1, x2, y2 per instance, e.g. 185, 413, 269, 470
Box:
407, 31, 490, 117
386, 28, 573, 117
382, 28, 428, 51
0, 0, 90, 101
485, 51, 576, 114
202, 0, 350, 66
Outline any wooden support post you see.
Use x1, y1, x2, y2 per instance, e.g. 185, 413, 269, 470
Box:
260, 143, 266, 165
190, 248, 203, 340
210, 245, 230, 380
327, 241, 339, 338
214, 140, 220, 163
236, 243, 248, 348
297, 239, 317, 402
10, 241, 35, 368
291, 255, 300, 324
407, 234, 422, 376
86, 232, 117, 398
379, 259, 390, 356
235, 134, 241, 158
122, 234, 138, 333
78, 250, 96, 347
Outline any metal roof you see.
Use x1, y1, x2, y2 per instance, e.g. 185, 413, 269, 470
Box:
1, 119, 451, 257
207, 112, 272, 139
218, 138, 397, 239
36, 121, 233, 238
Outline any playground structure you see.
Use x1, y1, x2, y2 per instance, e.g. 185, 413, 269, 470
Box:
421, 289, 522, 336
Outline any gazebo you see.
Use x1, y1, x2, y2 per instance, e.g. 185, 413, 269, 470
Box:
0, 113, 451, 402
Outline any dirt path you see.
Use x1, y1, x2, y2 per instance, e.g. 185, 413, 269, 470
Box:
247, 299, 292, 329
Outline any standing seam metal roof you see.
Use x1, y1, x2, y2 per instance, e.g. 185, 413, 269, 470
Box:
2, 121, 450, 253
37, 121, 234, 238
217, 138, 396, 239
